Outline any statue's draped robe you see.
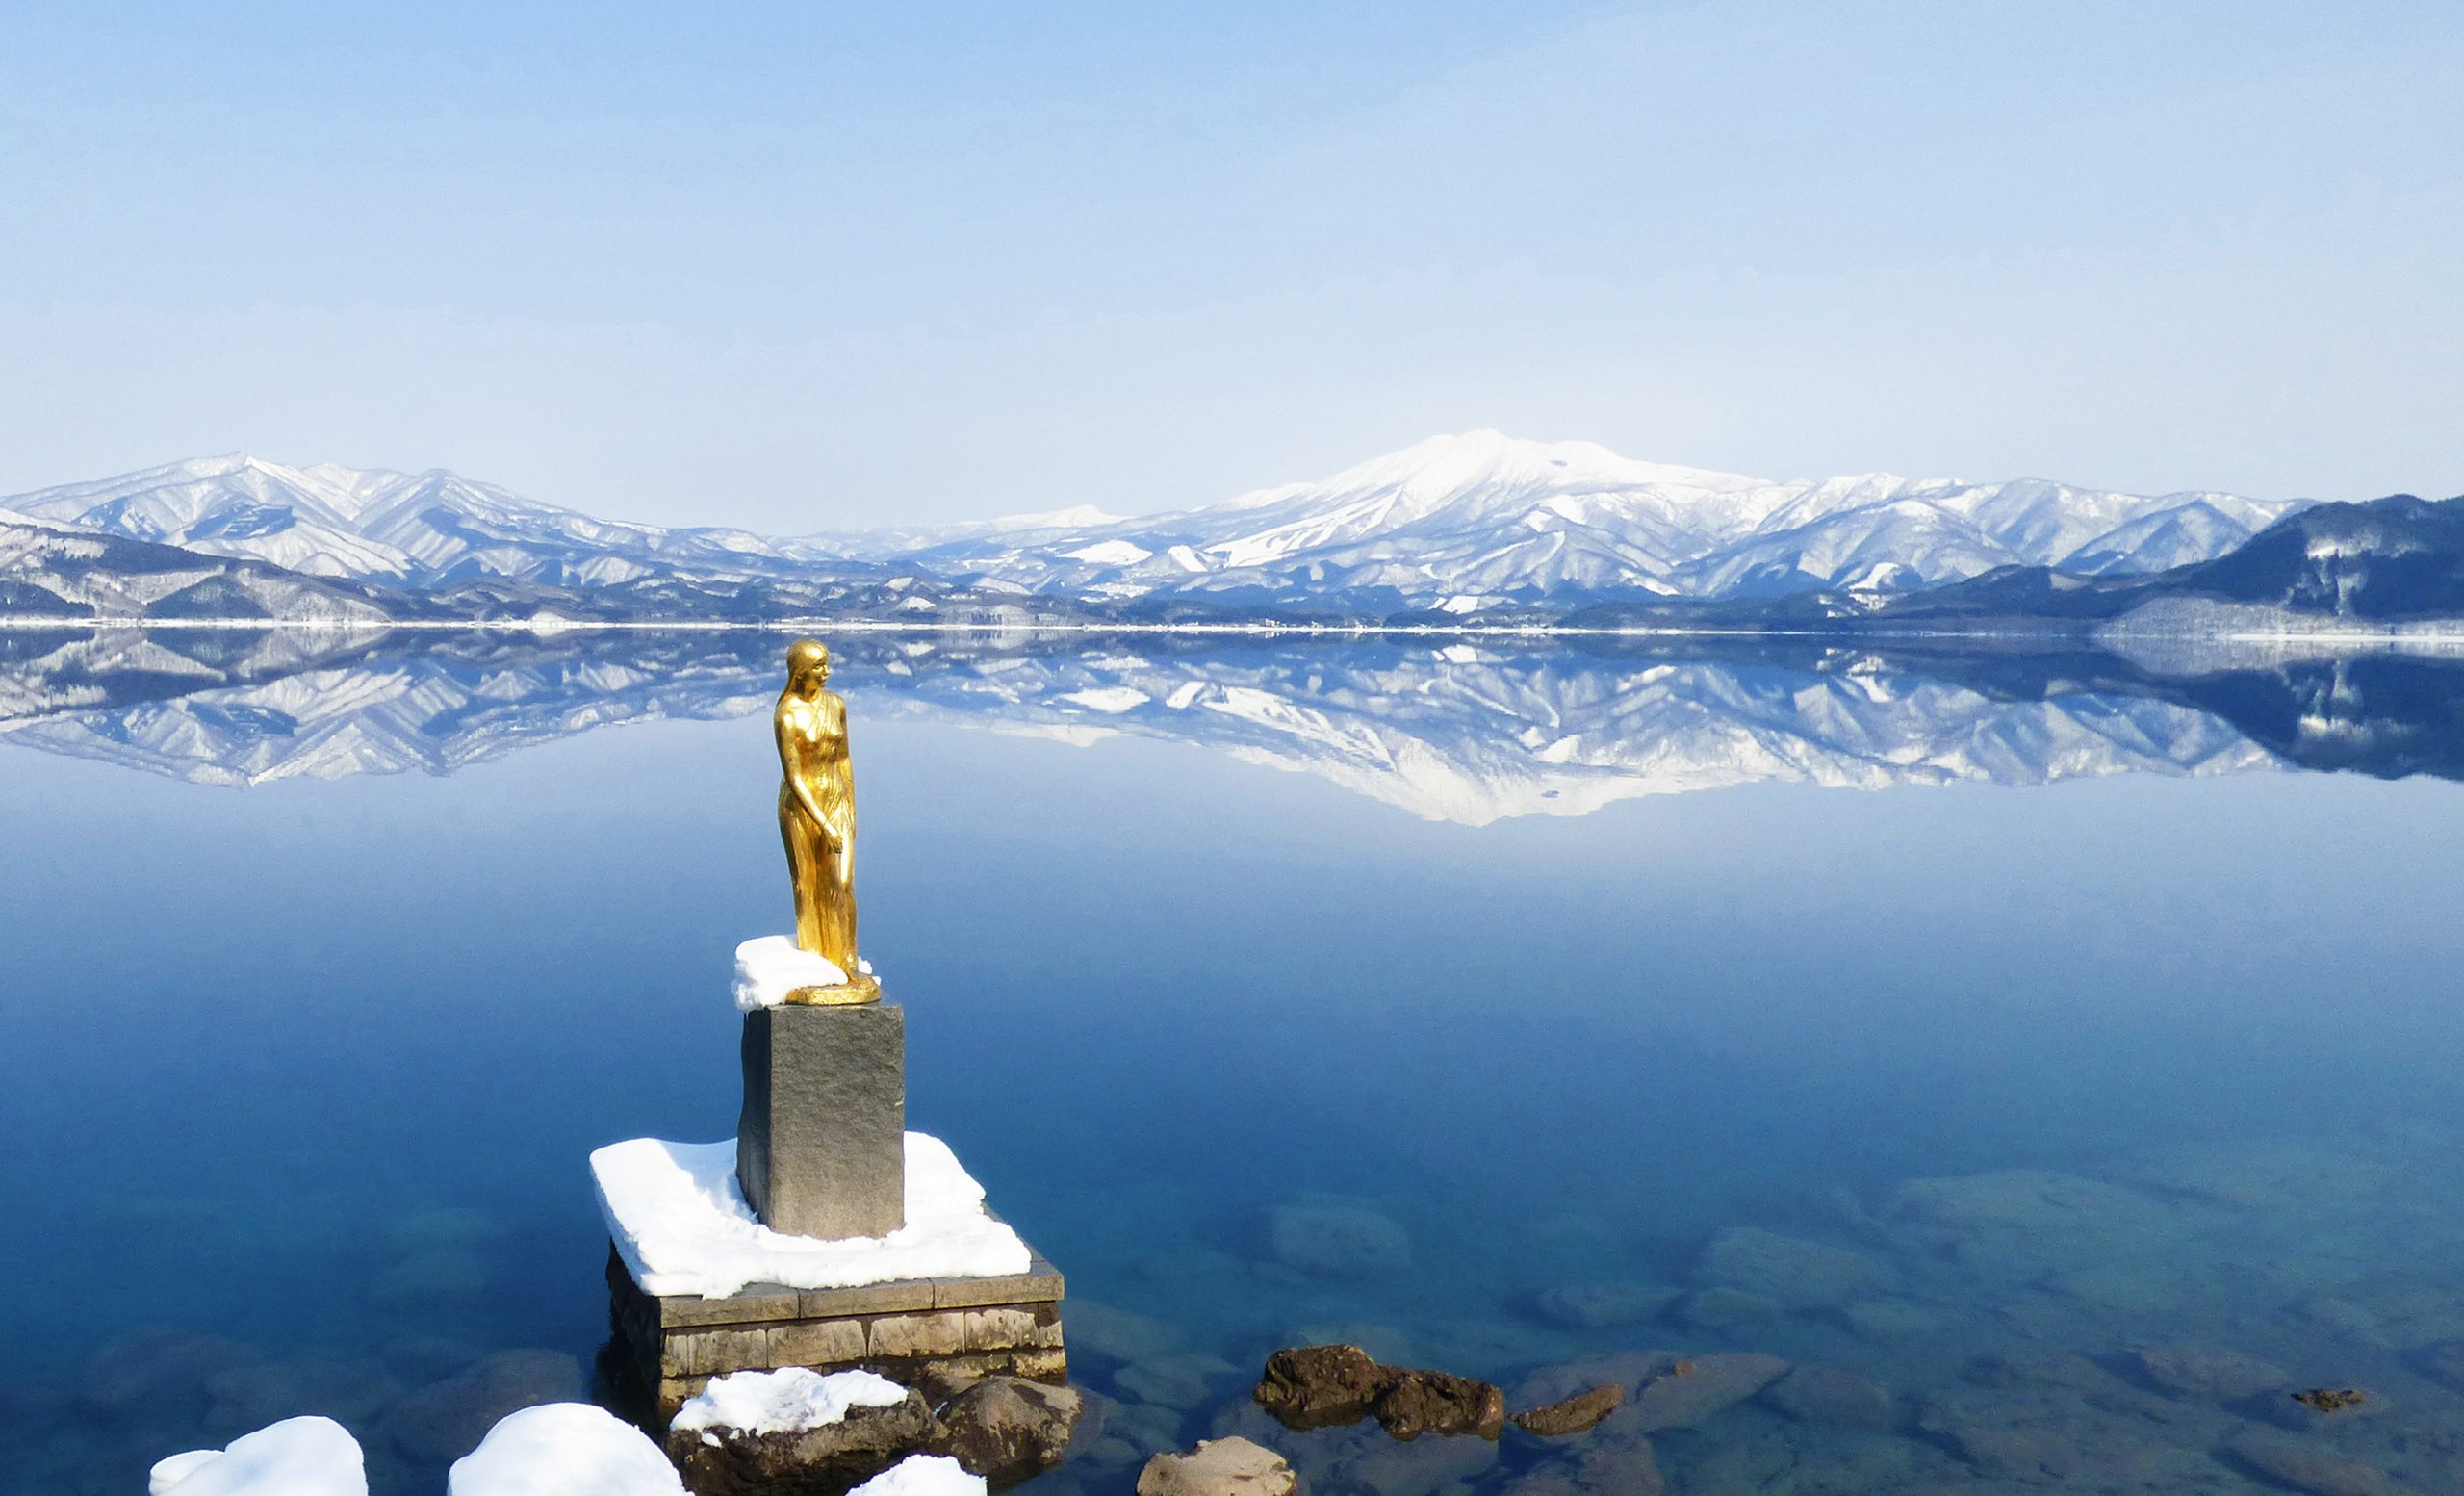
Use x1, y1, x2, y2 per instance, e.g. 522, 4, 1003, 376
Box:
778, 691, 858, 976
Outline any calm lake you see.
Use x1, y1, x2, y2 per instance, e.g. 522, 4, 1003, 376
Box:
5, 628, 2463, 1495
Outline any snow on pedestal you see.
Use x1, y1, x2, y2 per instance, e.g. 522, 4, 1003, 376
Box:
733, 935, 876, 1011
148, 1416, 367, 1496
446, 1403, 684, 1496
673, 1367, 911, 1439
593, 1130, 1031, 1298
850, 1455, 988, 1496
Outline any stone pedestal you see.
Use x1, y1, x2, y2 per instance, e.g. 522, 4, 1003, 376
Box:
739, 1002, 906, 1239
608, 1250, 1067, 1419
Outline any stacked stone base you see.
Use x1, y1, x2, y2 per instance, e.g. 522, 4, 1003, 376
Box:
608, 1248, 1066, 1418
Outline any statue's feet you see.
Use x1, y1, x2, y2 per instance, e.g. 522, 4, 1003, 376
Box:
783, 970, 883, 1006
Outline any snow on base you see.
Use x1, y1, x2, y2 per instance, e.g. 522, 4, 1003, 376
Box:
673, 1367, 910, 1438
148, 1416, 367, 1496
734, 936, 844, 1009
850, 1455, 988, 1496
447, 1404, 684, 1496
733, 935, 879, 1010
594, 1130, 1033, 1299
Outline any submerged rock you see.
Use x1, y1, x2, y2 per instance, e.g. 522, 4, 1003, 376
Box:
1529, 1284, 1677, 1330
1670, 1287, 1781, 1330
1134, 1437, 1295, 1496
2132, 1346, 2290, 1400
1115, 1353, 1241, 1412
1509, 1384, 1623, 1437
1267, 1205, 1412, 1278
1500, 1423, 1663, 1496
1691, 1226, 1894, 1309
1625, 1354, 1790, 1432
2228, 1433, 2391, 1496
2268, 1385, 2390, 1432
1212, 1400, 1496, 1496
384, 1349, 583, 1466
1760, 1365, 1895, 1428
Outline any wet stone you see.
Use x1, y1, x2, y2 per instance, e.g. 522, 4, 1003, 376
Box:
1510, 1384, 1624, 1438
1255, 1345, 1387, 1430
933, 1376, 1083, 1486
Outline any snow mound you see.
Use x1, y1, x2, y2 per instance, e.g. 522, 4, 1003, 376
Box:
594, 1131, 1032, 1298
673, 1367, 911, 1437
446, 1403, 684, 1496
148, 1416, 367, 1496
733, 936, 853, 1010
850, 1455, 988, 1496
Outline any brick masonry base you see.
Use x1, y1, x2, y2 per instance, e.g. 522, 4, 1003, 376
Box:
607, 1246, 1067, 1418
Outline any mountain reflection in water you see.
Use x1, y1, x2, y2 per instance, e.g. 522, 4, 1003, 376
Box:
3, 626, 2462, 822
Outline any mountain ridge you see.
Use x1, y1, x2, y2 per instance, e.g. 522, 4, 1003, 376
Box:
2, 434, 2316, 616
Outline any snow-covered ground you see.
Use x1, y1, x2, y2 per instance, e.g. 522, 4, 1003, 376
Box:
447, 1404, 684, 1495
148, 1417, 367, 1496
594, 1131, 1031, 1297
848, 1455, 988, 1496
672, 1367, 911, 1438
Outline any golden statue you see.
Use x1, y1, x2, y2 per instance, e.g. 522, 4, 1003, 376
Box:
776, 638, 879, 1004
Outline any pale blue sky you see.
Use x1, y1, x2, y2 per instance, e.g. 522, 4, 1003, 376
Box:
3, 1, 2459, 529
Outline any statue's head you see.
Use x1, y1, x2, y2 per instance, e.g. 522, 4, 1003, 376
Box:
785, 637, 831, 688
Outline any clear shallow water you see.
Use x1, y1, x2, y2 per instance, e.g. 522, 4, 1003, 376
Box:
4, 629, 2464, 1493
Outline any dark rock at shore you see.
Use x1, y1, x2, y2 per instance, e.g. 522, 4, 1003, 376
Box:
1256, 1345, 1389, 1430
671, 1386, 937, 1496
1373, 1367, 1504, 1441
1254, 1344, 1505, 1440
933, 1377, 1083, 1486
1510, 1384, 1624, 1437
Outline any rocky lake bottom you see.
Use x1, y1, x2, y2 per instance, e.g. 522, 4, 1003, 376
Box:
4, 635, 2461, 1495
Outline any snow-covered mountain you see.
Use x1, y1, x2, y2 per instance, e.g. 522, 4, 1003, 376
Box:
902, 432, 2306, 609
0, 454, 844, 588
1, 437, 2308, 613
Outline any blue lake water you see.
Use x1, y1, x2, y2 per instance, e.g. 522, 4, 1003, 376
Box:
4, 629, 2464, 1493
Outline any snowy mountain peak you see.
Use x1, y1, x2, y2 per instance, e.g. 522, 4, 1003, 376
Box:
1, 435, 2317, 609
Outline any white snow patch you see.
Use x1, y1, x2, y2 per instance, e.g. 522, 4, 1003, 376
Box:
1061, 539, 1152, 566
734, 936, 878, 1011
1059, 686, 1149, 713
595, 1131, 1033, 1298
673, 1368, 910, 1437
448, 1404, 684, 1496
1164, 681, 1207, 709
850, 1455, 988, 1496
150, 1417, 367, 1496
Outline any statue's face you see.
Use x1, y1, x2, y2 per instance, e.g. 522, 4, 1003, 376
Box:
786, 639, 830, 690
